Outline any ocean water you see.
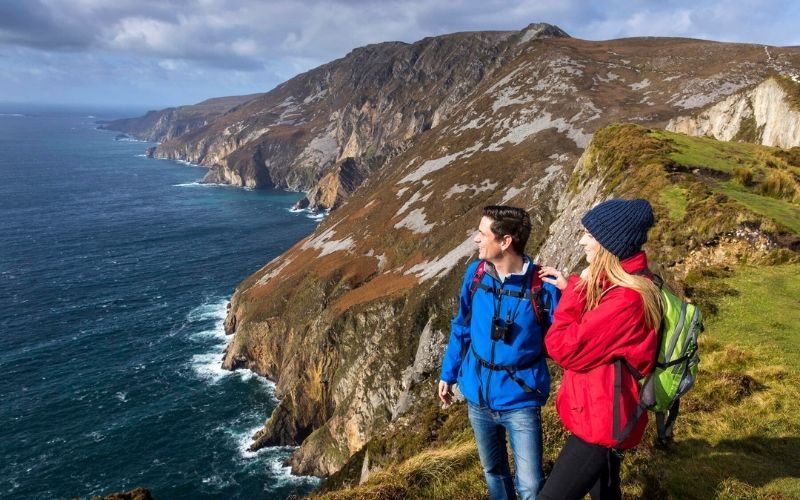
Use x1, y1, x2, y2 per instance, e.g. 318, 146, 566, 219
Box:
0, 105, 322, 498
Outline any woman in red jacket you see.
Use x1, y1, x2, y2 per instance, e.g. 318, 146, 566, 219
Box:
536, 198, 662, 500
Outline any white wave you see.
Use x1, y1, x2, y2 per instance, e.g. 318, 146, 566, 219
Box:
176, 159, 206, 168
86, 430, 105, 442
186, 298, 229, 323
135, 154, 148, 157
268, 452, 321, 488
287, 206, 328, 222
201, 474, 235, 488
186, 297, 277, 390
173, 182, 228, 188
235, 423, 271, 459
114, 391, 128, 402
0, 113, 24, 117
228, 425, 320, 488
191, 349, 229, 383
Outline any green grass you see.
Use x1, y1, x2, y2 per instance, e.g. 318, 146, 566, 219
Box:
714, 181, 800, 233
645, 263, 800, 499
659, 185, 689, 221
703, 263, 800, 367
651, 129, 764, 174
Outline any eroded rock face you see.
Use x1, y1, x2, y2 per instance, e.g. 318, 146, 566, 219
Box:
667, 77, 800, 148
215, 31, 800, 478
98, 94, 262, 142
295, 157, 374, 212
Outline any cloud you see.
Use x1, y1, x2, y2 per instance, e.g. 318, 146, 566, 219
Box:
1, 0, 799, 106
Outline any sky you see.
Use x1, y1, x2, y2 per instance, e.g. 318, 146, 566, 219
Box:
2, 0, 799, 110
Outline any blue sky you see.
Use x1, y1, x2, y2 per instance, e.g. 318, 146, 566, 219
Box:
2, 0, 799, 109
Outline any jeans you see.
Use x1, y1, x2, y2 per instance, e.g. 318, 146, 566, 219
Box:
537, 434, 622, 500
468, 402, 544, 500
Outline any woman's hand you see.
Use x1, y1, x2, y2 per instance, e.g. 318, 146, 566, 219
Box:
580, 267, 589, 280
539, 265, 568, 290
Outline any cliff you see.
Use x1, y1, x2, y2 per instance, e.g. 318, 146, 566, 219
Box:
104, 24, 569, 194
98, 94, 262, 142
314, 124, 800, 498
216, 30, 800, 480
667, 75, 800, 148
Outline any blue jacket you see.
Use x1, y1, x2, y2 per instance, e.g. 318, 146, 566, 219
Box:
440, 257, 559, 410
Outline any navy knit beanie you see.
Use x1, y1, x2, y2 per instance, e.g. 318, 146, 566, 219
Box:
581, 198, 655, 260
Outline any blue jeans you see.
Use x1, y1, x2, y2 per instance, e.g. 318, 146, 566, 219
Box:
468, 402, 544, 500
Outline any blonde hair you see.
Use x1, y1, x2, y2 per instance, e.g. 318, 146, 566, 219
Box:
577, 247, 663, 330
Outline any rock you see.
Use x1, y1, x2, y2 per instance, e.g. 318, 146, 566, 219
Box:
667, 77, 800, 148
294, 157, 372, 212
215, 30, 800, 480
92, 487, 153, 500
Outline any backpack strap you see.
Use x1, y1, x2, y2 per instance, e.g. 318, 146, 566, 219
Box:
467, 260, 549, 330
612, 358, 650, 447
471, 344, 542, 394
468, 260, 487, 302
529, 264, 543, 323
655, 399, 681, 445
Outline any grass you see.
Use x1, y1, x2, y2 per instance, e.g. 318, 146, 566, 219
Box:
642, 263, 800, 499
652, 129, 764, 174
714, 181, 800, 233
312, 124, 800, 499
642, 128, 800, 233
659, 185, 689, 221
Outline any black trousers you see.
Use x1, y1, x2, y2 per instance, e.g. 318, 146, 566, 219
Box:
537, 434, 622, 500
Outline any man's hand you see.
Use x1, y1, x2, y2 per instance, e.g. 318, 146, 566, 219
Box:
539, 265, 568, 290
438, 380, 454, 406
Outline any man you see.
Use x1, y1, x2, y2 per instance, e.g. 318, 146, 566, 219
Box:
439, 205, 559, 499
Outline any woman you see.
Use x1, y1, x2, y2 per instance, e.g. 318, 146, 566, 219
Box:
536, 198, 662, 500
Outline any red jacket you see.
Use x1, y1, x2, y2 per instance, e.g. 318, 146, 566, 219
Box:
545, 252, 657, 449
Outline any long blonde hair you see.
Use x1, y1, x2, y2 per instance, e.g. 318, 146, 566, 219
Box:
577, 247, 663, 330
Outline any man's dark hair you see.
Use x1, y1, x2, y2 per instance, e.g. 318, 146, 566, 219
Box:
482, 205, 532, 255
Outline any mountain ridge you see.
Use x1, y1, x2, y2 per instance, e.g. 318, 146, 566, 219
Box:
104, 25, 800, 490
211, 32, 800, 478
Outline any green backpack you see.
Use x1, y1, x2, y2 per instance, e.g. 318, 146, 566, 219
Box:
616, 275, 704, 446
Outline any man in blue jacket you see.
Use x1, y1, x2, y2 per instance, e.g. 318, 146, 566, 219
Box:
438, 205, 559, 499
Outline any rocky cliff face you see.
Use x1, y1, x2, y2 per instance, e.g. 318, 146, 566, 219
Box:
294, 157, 375, 212
667, 76, 800, 147
98, 94, 262, 142
216, 30, 800, 478
106, 24, 569, 194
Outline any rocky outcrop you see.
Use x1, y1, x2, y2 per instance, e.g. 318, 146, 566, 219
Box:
98, 94, 261, 142
111, 24, 570, 193
93, 487, 153, 500
667, 76, 800, 148
217, 31, 800, 479
294, 157, 373, 211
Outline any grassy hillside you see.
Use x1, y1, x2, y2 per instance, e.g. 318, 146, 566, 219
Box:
312, 125, 800, 499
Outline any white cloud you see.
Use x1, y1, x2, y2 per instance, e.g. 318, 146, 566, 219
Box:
2, 0, 800, 106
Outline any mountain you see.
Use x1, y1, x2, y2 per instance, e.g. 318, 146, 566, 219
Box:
98, 94, 263, 142
315, 124, 800, 498
210, 28, 800, 480
103, 23, 569, 199
107, 23, 800, 495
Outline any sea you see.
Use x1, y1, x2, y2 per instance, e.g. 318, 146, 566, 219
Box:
0, 104, 323, 499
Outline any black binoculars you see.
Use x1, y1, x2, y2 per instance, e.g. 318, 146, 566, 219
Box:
491, 316, 513, 343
